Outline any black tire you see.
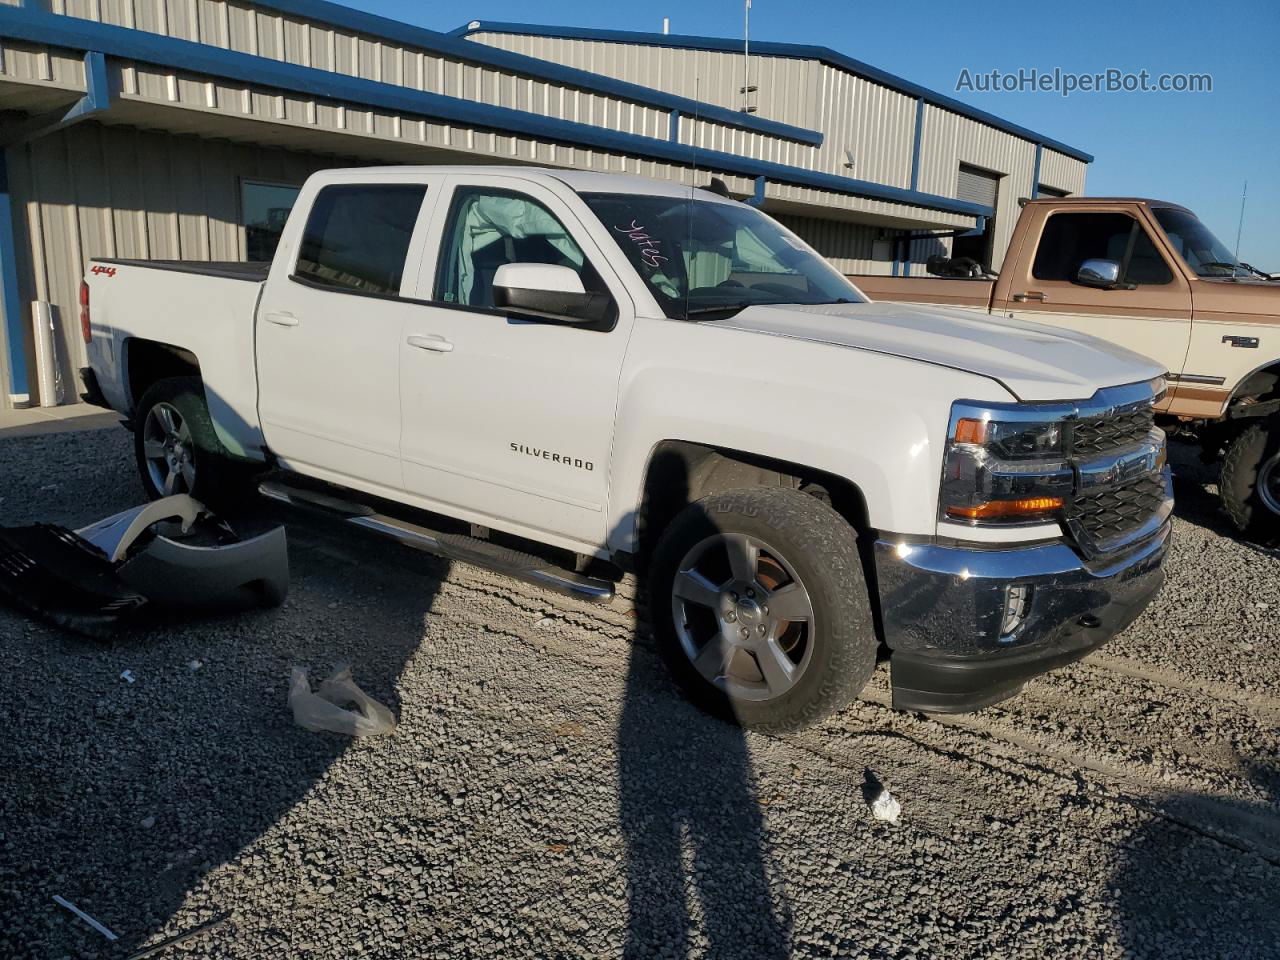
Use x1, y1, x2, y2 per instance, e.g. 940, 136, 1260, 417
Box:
133, 376, 257, 507
1220, 416, 1280, 541
648, 487, 878, 733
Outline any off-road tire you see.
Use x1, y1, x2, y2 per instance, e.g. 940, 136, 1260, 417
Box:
134, 376, 257, 507
1220, 416, 1280, 542
648, 486, 878, 733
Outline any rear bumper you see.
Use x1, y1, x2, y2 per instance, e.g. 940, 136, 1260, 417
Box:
873, 521, 1170, 713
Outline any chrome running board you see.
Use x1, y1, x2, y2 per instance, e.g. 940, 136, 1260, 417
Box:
259, 480, 615, 604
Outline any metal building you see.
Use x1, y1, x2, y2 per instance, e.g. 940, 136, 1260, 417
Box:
0, 2, 1090, 408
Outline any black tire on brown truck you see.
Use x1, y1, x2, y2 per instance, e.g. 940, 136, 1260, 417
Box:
1220, 415, 1280, 541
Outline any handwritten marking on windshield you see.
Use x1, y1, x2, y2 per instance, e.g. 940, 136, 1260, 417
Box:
614, 220, 669, 269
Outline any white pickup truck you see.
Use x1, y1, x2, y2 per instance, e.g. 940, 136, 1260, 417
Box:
80, 166, 1172, 731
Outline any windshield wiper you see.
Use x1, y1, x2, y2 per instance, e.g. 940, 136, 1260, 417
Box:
682, 301, 754, 318
1199, 260, 1249, 277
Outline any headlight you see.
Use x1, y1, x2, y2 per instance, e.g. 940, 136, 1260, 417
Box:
940, 403, 1074, 525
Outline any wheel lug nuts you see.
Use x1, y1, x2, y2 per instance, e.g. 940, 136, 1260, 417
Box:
746, 588, 755, 598
758, 625, 766, 635
725, 611, 736, 622
730, 592, 738, 601
740, 627, 749, 639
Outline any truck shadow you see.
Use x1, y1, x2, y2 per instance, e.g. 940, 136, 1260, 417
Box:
1110, 756, 1280, 957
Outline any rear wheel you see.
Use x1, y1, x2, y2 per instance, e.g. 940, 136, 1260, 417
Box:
1220, 416, 1280, 542
134, 377, 255, 506
649, 487, 877, 732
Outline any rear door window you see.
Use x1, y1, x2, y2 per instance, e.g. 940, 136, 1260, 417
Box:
295, 184, 427, 295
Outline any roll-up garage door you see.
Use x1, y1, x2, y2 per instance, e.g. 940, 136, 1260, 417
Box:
956, 165, 999, 208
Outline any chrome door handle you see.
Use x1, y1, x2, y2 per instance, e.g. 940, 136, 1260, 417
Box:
264, 311, 299, 326
407, 334, 454, 353
1012, 291, 1047, 303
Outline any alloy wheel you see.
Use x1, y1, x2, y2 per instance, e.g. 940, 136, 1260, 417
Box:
670, 532, 815, 702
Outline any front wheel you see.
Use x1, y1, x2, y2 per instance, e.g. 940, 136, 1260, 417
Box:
1220, 416, 1280, 542
648, 487, 878, 732
134, 376, 255, 506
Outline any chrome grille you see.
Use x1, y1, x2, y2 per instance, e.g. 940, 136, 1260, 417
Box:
1067, 473, 1169, 551
1070, 406, 1156, 458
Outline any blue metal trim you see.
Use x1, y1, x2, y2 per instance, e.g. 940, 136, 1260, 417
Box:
460, 21, 1094, 164
234, 1, 822, 146
668, 111, 680, 143
0, 8, 992, 220
960, 215, 986, 238
0, 150, 28, 399
1030, 143, 1043, 200
909, 97, 925, 191
747, 176, 766, 207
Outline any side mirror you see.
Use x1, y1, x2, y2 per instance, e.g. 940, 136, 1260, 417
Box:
1076, 258, 1124, 289
492, 263, 612, 325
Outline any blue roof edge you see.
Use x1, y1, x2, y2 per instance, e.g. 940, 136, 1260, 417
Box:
455, 20, 1095, 164
232, 1, 821, 146
0, 5, 990, 220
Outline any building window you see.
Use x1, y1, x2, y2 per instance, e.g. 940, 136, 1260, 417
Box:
295, 184, 427, 295
242, 180, 302, 262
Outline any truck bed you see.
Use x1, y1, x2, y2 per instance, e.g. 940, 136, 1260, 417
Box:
852, 274, 996, 312
93, 259, 271, 283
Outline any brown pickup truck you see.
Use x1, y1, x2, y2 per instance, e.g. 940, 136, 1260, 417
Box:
857, 197, 1280, 539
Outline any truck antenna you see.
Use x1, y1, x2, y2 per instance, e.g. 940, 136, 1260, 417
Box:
1234, 180, 1248, 260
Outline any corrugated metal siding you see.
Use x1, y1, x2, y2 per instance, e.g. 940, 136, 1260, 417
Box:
1038, 148, 1087, 195
37, 3, 703, 152
7, 122, 332, 400
775, 213, 883, 275
914, 104, 1036, 272
473, 33, 819, 130
0, 37, 87, 88
470, 33, 920, 187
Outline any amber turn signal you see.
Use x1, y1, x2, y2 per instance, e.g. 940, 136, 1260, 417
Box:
946, 496, 1063, 521
953, 417, 987, 445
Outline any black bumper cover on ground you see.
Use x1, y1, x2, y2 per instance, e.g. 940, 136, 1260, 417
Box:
875, 520, 1170, 714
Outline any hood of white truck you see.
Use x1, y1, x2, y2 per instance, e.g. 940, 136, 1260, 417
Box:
718, 301, 1166, 402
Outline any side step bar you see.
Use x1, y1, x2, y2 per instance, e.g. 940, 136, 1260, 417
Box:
258, 480, 615, 604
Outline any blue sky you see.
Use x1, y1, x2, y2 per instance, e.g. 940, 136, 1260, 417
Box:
352, 0, 1280, 270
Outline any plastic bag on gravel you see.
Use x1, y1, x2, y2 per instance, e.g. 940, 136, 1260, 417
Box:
288, 665, 396, 737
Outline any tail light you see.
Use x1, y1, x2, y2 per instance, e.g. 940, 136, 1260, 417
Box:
79, 280, 91, 344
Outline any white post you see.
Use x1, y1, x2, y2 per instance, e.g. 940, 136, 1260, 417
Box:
31, 300, 63, 407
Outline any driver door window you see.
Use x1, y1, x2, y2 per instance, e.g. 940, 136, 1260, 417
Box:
1007, 208, 1191, 386
435, 189, 606, 310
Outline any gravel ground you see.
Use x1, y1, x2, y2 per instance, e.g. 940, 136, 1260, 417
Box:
0, 427, 1277, 960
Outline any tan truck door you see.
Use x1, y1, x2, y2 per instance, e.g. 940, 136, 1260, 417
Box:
997, 204, 1192, 404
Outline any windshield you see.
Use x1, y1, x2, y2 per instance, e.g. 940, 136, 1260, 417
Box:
1152, 207, 1248, 278
580, 192, 866, 319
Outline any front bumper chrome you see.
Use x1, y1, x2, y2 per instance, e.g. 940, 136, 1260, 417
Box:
873, 519, 1170, 713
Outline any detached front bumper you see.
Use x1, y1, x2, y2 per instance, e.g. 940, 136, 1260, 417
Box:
873, 521, 1170, 713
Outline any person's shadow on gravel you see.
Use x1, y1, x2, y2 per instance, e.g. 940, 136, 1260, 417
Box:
616, 452, 792, 958
1111, 756, 1280, 958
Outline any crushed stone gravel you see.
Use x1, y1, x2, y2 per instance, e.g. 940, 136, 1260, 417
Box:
0, 428, 1276, 959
